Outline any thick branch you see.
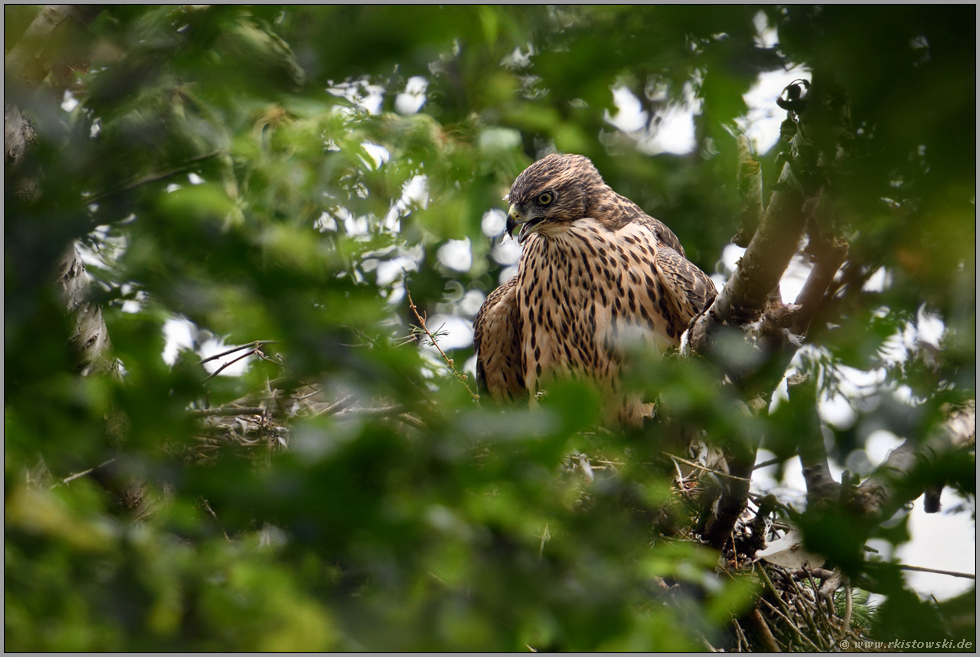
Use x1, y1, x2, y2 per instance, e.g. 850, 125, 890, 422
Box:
766, 234, 848, 341
853, 403, 975, 519
688, 137, 810, 549
688, 162, 806, 355
690, 80, 856, 548
787, 375, 842, 507
701, 443, 755, 551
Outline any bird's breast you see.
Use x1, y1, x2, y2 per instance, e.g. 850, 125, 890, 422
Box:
516, 219, 675, 396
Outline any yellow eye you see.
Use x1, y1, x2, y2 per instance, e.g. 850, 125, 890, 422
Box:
537, 192, 554, 205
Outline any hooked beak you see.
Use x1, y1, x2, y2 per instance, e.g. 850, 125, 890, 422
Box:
505, 204, 543, 244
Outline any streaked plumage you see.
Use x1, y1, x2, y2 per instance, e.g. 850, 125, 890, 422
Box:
474, 153, 717, 426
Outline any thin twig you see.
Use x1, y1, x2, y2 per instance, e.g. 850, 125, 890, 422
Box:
294, 388, 322, 402
666, 453, 752, 482
84, 150, 224, 204
333, 404, 408, 419
698, 632, 718, 652
791, 592, 827, 650
406, 289, 478, 401
394, 413, 426, 431
203, 341, 271, 381
759, 598, 822, 652
756, 563, 794, 619
50, 458, 117, 488
785, 568, 827, 651
200, 497, 231, 542
730, 616, 750, 652
199, 341, 276, 364
191, 406, 267, 417
895, 564, 975, 579
312, 394, 355, 418
801, 566, 834, 624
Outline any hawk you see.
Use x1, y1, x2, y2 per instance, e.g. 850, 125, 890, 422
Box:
473, 153, 717, 427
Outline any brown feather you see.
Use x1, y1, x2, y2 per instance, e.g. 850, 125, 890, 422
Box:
473, 275, 525, 403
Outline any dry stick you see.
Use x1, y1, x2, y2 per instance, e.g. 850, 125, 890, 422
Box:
313, 394, 354, 417
191, 406, 267, 417
393, 413, 426, 431
731, 616, 751, 652
756, 563, 795, 620
746, 608, 782, 653
759, 598, 822, 652
895, 564, 976, 580
334, 404, 408, 419
203, 342, 269, 381
805, 567, 837, 623
666, 453, 752, 482
200, 340, 276, 365
200, 497, 231, 542
789, 586, 827, 651
810, 574, 845, 642
752, 457, 781, 471
698, 633, 717, 652
293, 388, 322, 403
406, 289, 478, 400
50, 458, 117, 488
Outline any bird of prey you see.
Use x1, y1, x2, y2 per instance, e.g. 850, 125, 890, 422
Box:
473, 153, 717, 427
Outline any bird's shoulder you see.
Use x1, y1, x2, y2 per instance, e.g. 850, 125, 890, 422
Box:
591, 191, 687, 257
589, 196, 717, 325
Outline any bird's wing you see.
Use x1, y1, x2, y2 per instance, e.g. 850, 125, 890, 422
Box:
653, 244, 718, 337
582, 218, 714, 348
473, 275, 526, 403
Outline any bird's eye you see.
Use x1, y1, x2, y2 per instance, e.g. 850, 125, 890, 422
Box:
537, 192, 554, 205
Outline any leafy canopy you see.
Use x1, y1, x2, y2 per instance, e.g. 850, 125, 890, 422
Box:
5, 5, 974, 651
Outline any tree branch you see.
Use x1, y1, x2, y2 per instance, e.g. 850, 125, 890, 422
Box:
687, 160, 807, 355
783, 374, 842, 508
689, 79, 858, 549
852, 402, 975, 519
4, 5, 101, 88
407, 289, 478, 400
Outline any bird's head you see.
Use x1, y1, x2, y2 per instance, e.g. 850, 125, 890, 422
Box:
505, 153, 604, 244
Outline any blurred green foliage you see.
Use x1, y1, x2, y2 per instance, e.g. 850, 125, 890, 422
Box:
5, 5, 974, 650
